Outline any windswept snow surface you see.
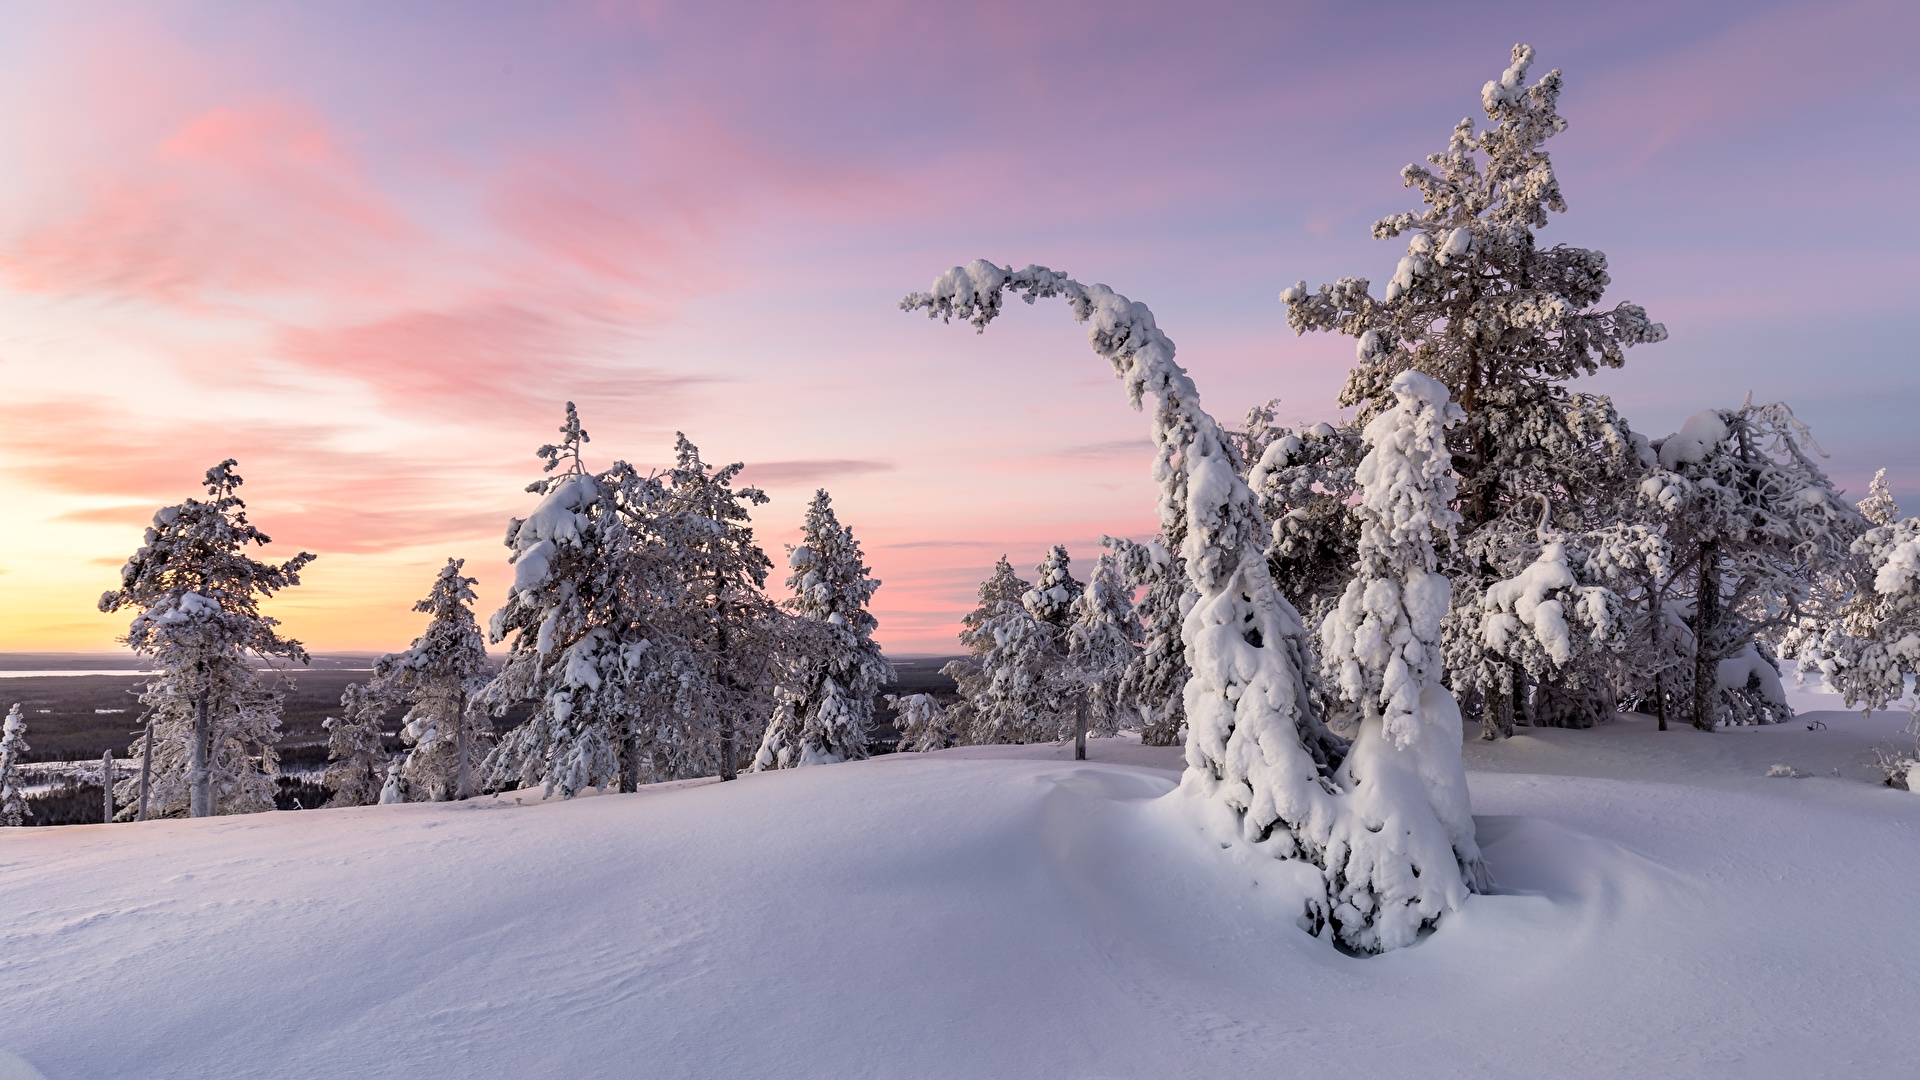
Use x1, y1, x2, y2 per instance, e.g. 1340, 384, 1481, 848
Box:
4, 717, 1919, 1078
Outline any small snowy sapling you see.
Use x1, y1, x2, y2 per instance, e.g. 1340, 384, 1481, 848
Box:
887, 693, 949, 753
2, 703, 29, 827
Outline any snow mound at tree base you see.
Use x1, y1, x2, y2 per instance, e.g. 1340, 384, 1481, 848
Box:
3, 735, 1917, 1078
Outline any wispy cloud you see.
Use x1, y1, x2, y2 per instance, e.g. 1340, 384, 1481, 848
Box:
739, 459, 896, 484
1051, 438, 1154, 460
882, 539, 1001, 550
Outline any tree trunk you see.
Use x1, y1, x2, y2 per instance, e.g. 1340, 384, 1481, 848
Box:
714, 568, 738, 782
1512, 668, 1531, 727
619, 724, 640, 794
189, 668, 212, 817
1691, 540, 1720, 732
455, 689, 471, 801
102, 751, 114, 824
1074, 695, 1087, 761
1481, 663, 1514, 740
137, 720, 154, 821
1650, 583, 1668, 731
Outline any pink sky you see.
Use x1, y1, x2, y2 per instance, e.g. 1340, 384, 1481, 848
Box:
1, 0, 1914, 655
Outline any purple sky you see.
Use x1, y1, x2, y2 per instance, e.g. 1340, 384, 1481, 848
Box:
0, 0, 1913, 653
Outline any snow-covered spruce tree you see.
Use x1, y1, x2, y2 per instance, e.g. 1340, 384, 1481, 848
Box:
2, 703, 29, 827
322, 682, 390, 808
1642, 402, 1861, 729
1319, 370, 1490, 926
661, 433, 780, 781
1108, 536, 1189, 745
1282, 45, 1665, 733
887, 692, 949, 752
974, 600, 1069, 744
941, 555, 1032, 743
481, 405, 705, 797
368, 559, 493, 801
753, 489, 890, 770
976, 543, 1089, 744
907, 260, 1483, 952
98, 461, 314, 818
1065, 548, 1142, 755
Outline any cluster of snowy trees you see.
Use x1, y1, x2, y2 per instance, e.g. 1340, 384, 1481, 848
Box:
938, 544, 1146, 758
936, 44, 1890, 747
904, 45, 1918, 950
92, 406, 893, 818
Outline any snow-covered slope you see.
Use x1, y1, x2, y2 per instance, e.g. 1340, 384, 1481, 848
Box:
3, 717, 1917, 1079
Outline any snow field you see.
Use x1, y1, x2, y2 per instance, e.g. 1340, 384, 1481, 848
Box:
3, 720, 1918, 1078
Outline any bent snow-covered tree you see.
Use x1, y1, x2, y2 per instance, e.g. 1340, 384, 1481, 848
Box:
98, 461, 314, 818
754, 489, 890, 769
905, 260, 1483, 952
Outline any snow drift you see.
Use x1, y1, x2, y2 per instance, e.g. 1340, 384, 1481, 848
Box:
3, 719, 1919, 1078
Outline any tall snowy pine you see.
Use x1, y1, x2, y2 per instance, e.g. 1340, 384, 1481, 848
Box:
907, 259, 1479, 952
98, 461, 314, 818
483, 405, 705, 796
754, 489, 890, 769
661, 433, 780, 781
1281, 44, 1666, 734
